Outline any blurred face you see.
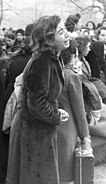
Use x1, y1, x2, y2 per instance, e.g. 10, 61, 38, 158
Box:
98, 29, 106, 43
0, 30, 4, 41
54, 21, 70, 54
80, 29, 90, 37
16, 33, 24, 41
82, 42, 91, 56
102, 21, 106, 27
6, 38, 14, 47
87, 22, 94, 30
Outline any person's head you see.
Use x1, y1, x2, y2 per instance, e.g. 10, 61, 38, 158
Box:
86, 21, 96, 30
25, 23, 34, 37
69, 14, 81, 25
21, 36, 32, 55
96, 26, 106, 44
15, 28, 24, 42
102, 19, 106, 27
79, 26, 90, 37
65, 13, 81, 33
31, 15, 69, 55
6, 33, 15, 47
65, 15, 77, 33
75, 36, 91, 57
61, 39, 78, 65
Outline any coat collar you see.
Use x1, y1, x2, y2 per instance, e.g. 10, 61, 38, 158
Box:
81, 56, 91, 79
46, 50, 65, 85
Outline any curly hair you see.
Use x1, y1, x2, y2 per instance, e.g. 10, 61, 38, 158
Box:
31, 15, 61, 53
61, 39, 77, 65
86, 21, 96, 30
75, 36, 91, 56
65, 14, 81, 32
65, 16, 75, 32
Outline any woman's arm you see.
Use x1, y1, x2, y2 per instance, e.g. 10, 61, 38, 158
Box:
68, 72, 89, 138
26, 55, 61, 125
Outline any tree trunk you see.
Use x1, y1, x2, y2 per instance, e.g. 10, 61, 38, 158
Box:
103, 0, 106, 18
0, 0, 3, 26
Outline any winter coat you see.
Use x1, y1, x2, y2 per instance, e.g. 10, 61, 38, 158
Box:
0, 64, 5, 182
86, 41, 106, 80
5, 48, 32, 105
81, 57, 102, 111
6, 50, 64, 184
57, 64, 89, 182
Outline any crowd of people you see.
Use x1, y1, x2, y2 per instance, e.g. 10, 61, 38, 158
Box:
0, 13, 106, 184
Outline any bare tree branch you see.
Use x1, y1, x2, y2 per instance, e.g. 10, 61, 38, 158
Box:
0, 0, 3, 25
81, 5, 103, 12
67, 0, 83, 10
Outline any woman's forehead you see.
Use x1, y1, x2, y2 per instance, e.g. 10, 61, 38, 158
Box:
56, 21, 65, 30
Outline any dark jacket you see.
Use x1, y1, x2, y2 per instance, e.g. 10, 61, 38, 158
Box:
6, 50, 64, 184
5, 48, 32, 105
0, 63, 6, 182
86, 41, 106, 80
81, 56, 102, 111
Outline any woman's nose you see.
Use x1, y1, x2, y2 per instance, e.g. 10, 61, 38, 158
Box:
65, 29, 70, 38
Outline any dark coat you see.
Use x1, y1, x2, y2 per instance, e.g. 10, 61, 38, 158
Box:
83, 54, 106, 103
3, 49, 32, 180
57, 65, 89, 182
0, 63, 6, 182
86, 41, 106, 80
6, 51, 64, 184
5, 49, 32, 105
81, 57, 102, 111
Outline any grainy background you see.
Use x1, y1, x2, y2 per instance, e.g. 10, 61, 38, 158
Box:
94, 164, 106, 184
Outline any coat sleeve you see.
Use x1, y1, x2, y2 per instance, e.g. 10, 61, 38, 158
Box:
68, 73, 89, 137
26, 56, 60, 125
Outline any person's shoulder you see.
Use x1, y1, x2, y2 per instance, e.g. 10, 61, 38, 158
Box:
91, 40, 104, 48
35, 50, 57, 65
26, 52, 51, 71
64, 67, 80, 81
32, 51, 50, 64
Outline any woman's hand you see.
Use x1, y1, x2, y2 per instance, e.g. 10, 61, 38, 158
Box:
58, 108, 69, 122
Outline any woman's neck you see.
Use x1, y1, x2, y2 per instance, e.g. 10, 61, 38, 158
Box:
57, 51, 61, 57
78, 55, 82, 61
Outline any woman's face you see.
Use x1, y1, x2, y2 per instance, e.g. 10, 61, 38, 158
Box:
16, 33, 24, 42
87, 22, 94, 30
82, 42, 91, 56
53, 20, 70, 54
6, 38, 14, 46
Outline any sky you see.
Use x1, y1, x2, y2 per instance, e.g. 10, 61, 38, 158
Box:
1, 0, 104, 29
2, 0, 59, 29
2, 0, 38, 29
11, 0, 35, 9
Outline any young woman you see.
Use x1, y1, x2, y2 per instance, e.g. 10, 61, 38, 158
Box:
85, 21, 96, 38
76, 36, 106, 137
6, 15, 69, 184
57, 39, 93, 183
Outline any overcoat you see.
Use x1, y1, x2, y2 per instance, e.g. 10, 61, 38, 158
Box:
57, 64, 89, 182
0, 64, 5, 182
6, 50, 64, 184
86, 41, 106, 80
5, 48, 32, 104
